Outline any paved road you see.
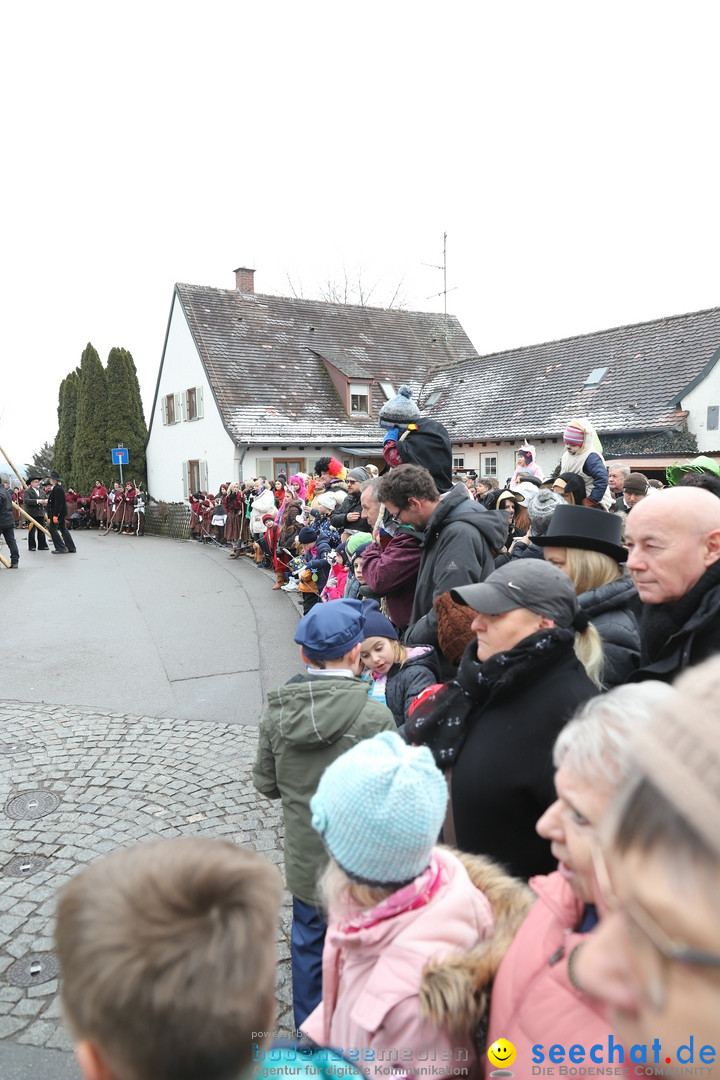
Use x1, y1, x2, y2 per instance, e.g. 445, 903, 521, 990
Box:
1, 532, 304, 1078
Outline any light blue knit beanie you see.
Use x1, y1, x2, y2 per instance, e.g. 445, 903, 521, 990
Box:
310, 731, 448, 887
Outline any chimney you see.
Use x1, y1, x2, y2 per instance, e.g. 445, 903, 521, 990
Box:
234, 266, 255, 294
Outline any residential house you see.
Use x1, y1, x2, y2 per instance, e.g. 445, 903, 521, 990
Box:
146, 267, 720, 500
146, 267, 479, 500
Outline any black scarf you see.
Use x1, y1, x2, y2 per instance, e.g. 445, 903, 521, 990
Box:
639, 559, 720, 665
405, 627, 576, 767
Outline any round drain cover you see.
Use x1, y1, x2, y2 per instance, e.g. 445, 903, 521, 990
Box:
4, 855, 49, 877
6, 952, 60, 987
0, 742, 30, 755
5, 791, 60, 820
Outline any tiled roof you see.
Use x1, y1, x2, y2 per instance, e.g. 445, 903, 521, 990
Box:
424, 307, 720, 440
175, 283, 720, 445
175, 285, 478, 444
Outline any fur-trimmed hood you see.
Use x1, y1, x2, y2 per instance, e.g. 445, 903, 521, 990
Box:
419, 848, 534, 1038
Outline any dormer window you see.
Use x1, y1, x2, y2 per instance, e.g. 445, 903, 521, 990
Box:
350, 383, 370, 415
583, 366, 608, 389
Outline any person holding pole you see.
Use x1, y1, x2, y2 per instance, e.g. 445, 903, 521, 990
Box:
23, 475, 49, 551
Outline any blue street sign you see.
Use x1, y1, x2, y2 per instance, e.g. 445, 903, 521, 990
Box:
112, 447, 129, 465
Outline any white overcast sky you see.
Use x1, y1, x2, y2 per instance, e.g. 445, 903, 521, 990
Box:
2, 1, 719, 472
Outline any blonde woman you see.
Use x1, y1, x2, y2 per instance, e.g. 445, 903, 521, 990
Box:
533, 503, 640, 686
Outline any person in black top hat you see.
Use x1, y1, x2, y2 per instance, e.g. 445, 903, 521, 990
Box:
23, 475, 49, 551
531, 503, 640, 687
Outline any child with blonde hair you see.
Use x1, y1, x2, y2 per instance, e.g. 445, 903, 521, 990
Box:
359, 601, 439, 726
302, 732, 495, 1078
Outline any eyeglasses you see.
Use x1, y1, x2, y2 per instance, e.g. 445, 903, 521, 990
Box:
389, 507, 406, 524
592, 843, 720, 1011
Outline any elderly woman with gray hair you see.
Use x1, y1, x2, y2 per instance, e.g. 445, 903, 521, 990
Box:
572, 657, 720, 1060
483, 681, 675, 1063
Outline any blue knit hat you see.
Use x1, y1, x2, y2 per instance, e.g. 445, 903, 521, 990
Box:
361, 599, 398, 641
294, 598, 366, 660
311, 731, 448, 886
297, 526, 318, 545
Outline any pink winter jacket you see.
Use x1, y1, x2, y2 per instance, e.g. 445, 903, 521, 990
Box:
486, 870, 613, 1070
302, 847, 494, 1080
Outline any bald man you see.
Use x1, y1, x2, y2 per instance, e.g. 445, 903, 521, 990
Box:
625, 486, 720, 682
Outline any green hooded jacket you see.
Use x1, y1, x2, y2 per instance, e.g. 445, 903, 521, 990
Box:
252, 675, 395, 905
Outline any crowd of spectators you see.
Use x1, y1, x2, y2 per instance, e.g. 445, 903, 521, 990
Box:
42, 390, 720, 1080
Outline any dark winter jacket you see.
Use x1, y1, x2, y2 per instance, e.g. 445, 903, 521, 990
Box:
407, 629, 598, 880
46, 483, 68, 524
361, 530, 422, 630
330, 490, 371, 533
493, 539, 546, 567
252, 674, 395, 905
628, 559, 720, 684
0, 486, 14, 528
382, 645, 441, 726
404, 483, 508, 658
578, 576, 641, 687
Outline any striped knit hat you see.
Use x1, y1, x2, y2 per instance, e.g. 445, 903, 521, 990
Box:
563, 423, 586, 447
310, 731, 447, 886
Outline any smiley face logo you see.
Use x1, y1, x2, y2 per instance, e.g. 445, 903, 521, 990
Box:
488, 1039, 517, 1070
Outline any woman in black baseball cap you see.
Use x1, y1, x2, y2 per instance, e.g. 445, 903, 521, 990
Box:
406, 559, 602, 880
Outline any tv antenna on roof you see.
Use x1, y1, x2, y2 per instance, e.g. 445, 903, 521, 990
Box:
423, 232, 457, 339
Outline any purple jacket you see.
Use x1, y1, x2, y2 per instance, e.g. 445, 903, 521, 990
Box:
361, 531, 422, 630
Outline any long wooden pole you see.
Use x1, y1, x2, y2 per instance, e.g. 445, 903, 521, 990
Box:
16, 503, 52, 537
0, 550, 10, 569
0, 442, 27, 489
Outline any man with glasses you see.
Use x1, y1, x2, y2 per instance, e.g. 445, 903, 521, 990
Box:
377, 464, 507, 672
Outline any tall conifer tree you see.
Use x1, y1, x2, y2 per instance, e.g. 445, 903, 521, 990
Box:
72, 343, 108, 492
54, 369, 80, 483
106, 347, 148, 486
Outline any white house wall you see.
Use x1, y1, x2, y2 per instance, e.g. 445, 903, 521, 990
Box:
450, 441, 563, 484
682, 361, 720, 452
147, 297, 236, 501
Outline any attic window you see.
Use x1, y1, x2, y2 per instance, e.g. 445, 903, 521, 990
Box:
424, 391, 442, 408
350, 382, 370, 416
378, 381, 395, 400
583, 366, 608, 389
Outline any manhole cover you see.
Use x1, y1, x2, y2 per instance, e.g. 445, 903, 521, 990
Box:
3, 855, 49, 877
5, 791, 60, 820
0, 742, 30, 755
5, 952, 60, 987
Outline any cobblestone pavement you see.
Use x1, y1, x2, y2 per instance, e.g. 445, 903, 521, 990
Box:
0, 700, 293, 1056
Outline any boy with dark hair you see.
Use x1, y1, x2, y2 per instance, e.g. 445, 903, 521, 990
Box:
55, 837, 282, 1080
253, 599, 395, 1029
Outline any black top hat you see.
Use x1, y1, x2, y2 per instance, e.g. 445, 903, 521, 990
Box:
531, 503, 628, 562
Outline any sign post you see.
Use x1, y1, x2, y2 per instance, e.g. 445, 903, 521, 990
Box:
111, 444, 129, 485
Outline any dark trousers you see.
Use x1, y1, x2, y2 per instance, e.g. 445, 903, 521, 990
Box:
49, 519, 77, 553
28, 518, 49, 550
291, 896, 326, 1030
1, 525, 19, 564
301, 592, 321, 616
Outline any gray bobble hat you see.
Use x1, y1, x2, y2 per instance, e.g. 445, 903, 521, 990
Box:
526, 489, 565, 536
379, 384, 421, 427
